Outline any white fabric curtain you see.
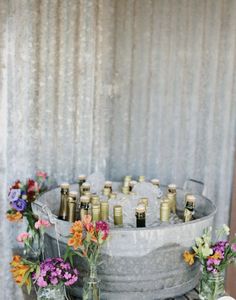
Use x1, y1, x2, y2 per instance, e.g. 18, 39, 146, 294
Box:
0, 0, 236, 299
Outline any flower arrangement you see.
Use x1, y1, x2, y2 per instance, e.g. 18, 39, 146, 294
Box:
183, 225, 236, 272
66, 215, 109, 265
66, 215, 109, 300
16, 219, 50, 259
10, 256, 79, 296
33, 257, 79, 288
183, 225, 236, 299
6, 171, 50, 230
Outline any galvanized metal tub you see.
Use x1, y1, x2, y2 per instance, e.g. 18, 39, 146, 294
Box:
32, 180, 216, 300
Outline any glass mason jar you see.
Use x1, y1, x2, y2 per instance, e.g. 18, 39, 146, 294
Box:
37, 284, 65, 300
199, 270, 225, 300
82, 263, 100, 300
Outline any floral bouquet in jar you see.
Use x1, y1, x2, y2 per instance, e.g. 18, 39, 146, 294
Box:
10, 256, 79, 299
6, 172, 53, 258
183, 225, 236, 300
65, 215, 110, 300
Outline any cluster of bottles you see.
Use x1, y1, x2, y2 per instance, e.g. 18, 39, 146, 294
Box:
58, 175, 196, 228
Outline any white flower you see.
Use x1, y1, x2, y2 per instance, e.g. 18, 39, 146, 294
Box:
8, 189, 21, 202
223, 224, 230, 236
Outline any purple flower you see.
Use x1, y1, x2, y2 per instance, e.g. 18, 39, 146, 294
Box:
34, 257, 79, 288
37, 276, 47, 287
11, 198, 27, 212
231, 243, 236, 252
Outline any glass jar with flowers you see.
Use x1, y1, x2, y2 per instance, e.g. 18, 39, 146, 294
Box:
10, 256, 78, 300
65, 215, 110, 300
183, 225, 236, 300
6, 172, 53, 259
34, 257, 79, 300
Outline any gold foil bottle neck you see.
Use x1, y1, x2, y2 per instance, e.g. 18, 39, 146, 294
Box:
138, 176, 145, 183
92, 204, 100, 222
122, 186, 129, 194
109, 192, 117, 199
103, 187, 111, 196
91, 195, 100, 204
124, 175, 132, 182
69, 191, 78, 199
68, 196, 76, 222
160, 201, 170, 222
80, 195, 90, 204
100, 201, 109, 221
113, 205, 122, 216
113, 205, 123, 226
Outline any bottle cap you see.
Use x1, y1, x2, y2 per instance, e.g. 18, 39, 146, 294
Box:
61, 183, 70, 189
78, 175, 86, 180
104, 181, 112, 187
69, 191, 78, 198
80, 196, 90, 203
82, 182, 90, 188
136, 204, 145, 213
168, 183, 177, 189
185, 194, 196, 202
151, 179, 160, 185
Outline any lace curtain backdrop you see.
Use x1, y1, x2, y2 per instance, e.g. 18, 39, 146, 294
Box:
0, 0, 236, 299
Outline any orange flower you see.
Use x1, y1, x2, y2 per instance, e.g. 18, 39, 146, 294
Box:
183, 251, 195, 266
6, 211, 23, 222
208, 252, 221, 260
69, 220, 83, 234
10, 256, 30, 286
68, 232, 83, 250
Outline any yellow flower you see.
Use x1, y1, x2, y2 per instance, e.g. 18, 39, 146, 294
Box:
10, 256, 30, 286
6, 211, 23, 222
183, 251, 195, 266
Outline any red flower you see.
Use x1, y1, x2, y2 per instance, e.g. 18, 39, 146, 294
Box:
11, 180, 21, 189
27, 179, 39, 201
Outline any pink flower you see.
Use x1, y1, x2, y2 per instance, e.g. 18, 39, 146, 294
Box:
231, 243, 236, 252
17, 232, 30, 243
36, 171, 47, 180
37, 276, 47, 287
35, 219, 50, 229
